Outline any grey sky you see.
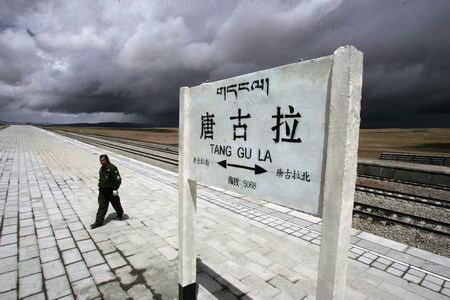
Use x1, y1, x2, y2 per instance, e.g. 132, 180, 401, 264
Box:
0, 0, 449, 127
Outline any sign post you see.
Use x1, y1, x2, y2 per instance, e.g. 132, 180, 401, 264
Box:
178, 87, 198, 300
178, 45, 363, 300
316, 46, 363, 299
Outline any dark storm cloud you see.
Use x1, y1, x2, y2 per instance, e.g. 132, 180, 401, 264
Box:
0, 0, 448, 126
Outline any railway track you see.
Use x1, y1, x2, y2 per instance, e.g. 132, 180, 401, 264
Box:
358, 173, 450, 191
56, 129, 179, 155
60, 132, 179, 166
354, 202, 450, 236
356, 185, 450, 209
53, 129, 450, 236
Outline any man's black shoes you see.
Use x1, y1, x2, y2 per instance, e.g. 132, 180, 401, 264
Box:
116, 215, 123, 221
90, 223, 103, 229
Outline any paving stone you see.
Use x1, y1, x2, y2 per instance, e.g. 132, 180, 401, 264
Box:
268, 276, 309, 299
391, 262, 409, 271
357, 231, 408, 252
406, 282, 448, 300
157, 245, 178, 261
356, 239, 391, 255
20, 219, 34, 228
1, 225, 17, 235
66, 261, 90, 282
42, 260, 65, 280
242, 274, 281, 299
72, 277, 100, 299
0, 271, 17, 293
245, 250, 273, 267
245, 262, 276, 281
115, 266, 137, 285
90, 264, 116, 284
98, 281, 128, 299
116, 242, 137, 256
0, 256, 18, 274
36, 227, 53, 238
54, 229, 71, 240
19, 245, 39, 261
38, 236, 56, 249
62, 248, 82, 265
349, 247, 365, 255
407, 268, 426, 278
2, 218, 18, 227
376, 256, 393, 266
19, 273, 43, 298
35, 220, 51, 229
57, 237, 76, 251
105, 252, 127, 269
72, 229, 90, 241
404, 273, 422, 284
77, 239, 96, 253
357, 255, 374, 265
82, 250, 105, 267
372, 261, 389, 271
385, 249, 425, 267
198, 272, 223, 294
421, 280, 442, 292
127, 252, 153, 269
39, 246, 59, 263
0, 233, 17, 246
420, 260, 450, 278
46, 276, 72, 300
19, 226, 35, 237
406, 247, 450, 268
264, 203, 291, 213
0, 244, 18, 258
127, 284, 154, 299
0, 290, 17, 300
442, 288, 450, 297
97, 240, 116, 254
213, 289, 238, 300
267, 263, 302, 283
19, 257, 41, 277
424, 274, 444, 285
67, 222, 84, 232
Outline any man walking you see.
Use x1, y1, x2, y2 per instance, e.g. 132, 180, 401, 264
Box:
90, 154, 124, 229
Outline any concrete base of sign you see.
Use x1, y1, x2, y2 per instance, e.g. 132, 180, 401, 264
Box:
178, 283, 198, 300
317, 46, 363, 299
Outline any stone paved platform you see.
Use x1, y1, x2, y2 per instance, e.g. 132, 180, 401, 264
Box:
0, 125, 449, 300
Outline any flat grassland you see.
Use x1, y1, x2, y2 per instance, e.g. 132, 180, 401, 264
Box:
48, 126, 179, 145
48, 126, 449, 159
358, 128, 450, 159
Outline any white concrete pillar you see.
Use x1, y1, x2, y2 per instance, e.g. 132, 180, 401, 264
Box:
178, 87, 198, 300
317, 46, 363, 300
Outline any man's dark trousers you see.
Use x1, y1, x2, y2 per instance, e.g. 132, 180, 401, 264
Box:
95, 191, 123, 224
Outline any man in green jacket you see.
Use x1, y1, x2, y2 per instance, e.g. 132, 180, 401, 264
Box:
90, 154, 124, 229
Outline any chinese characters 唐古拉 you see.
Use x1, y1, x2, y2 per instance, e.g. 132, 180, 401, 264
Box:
200, 105, 302, 143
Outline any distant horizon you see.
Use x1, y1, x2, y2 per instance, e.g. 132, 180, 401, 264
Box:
1, 121, 449, 130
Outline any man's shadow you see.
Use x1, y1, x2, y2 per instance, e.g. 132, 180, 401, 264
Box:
103, 212, 129, 225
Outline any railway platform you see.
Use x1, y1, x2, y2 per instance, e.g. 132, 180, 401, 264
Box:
0, 125, 449, 299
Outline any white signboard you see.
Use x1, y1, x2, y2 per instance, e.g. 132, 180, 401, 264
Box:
179, 46, 363, 300
185, 56, 333, 214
